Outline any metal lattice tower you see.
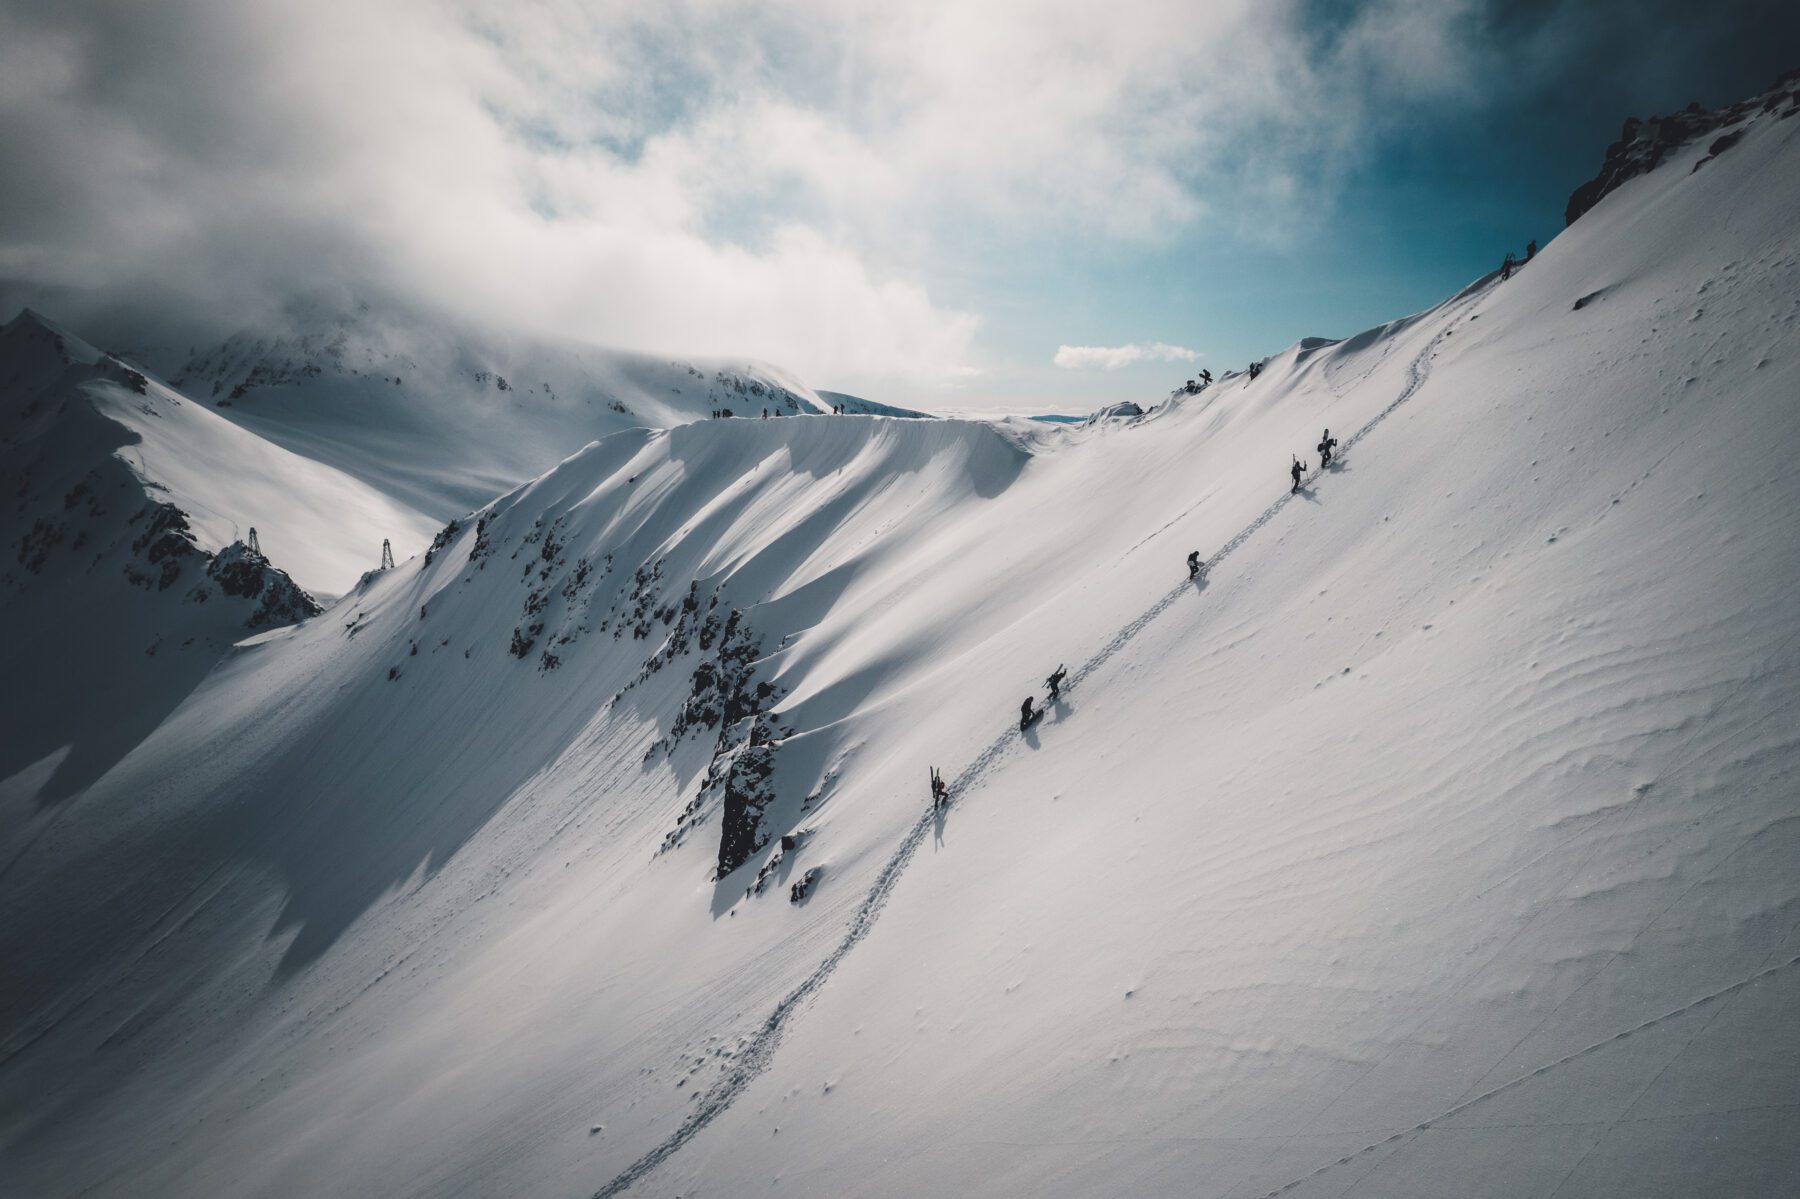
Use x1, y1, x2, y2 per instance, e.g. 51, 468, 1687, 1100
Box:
247, 527, 261, 556
380, 538, 395, 571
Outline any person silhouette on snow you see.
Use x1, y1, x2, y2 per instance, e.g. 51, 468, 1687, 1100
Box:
1526, 239, 1537, 261
930, 766, 949, 811
1187, 550, 1202, 579
1020, 696, 1037, 732
1318, 428, 1338, 468
1501, 251, 1516, 281
1291, 456, 1307, 493
1046, 665, 1067, 702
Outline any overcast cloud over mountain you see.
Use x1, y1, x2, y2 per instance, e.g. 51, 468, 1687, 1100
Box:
4, 6, 1800, 1199
2, 0, 1793, 403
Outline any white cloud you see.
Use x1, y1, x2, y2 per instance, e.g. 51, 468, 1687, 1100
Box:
0, 0, 1511, 392
1054, 342, 1199, 370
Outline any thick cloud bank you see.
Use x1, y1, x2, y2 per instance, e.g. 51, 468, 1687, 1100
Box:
1054, 342, 1199, 370
2, 0, 1782, 392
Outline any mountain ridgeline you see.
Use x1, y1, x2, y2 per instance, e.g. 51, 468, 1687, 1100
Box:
4, 75, 1800, 1199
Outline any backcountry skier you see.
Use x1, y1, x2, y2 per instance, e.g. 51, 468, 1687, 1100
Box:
1187, 550, 1202, 579
930, 766, 949, 810
1291, 456, 1306, 493
1020, 696, 1037, 732
1318, 428, 1338, 468
1046, 665, 1068, 702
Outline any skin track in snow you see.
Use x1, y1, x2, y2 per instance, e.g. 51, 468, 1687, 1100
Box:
591, 282, 1489, 1196
7, 75, 1800, 1199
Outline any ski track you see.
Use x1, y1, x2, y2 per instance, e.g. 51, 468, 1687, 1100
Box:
1248, 953, 1800, 1199
590, 282, 1487, 1198
1120, 283, 1481, 565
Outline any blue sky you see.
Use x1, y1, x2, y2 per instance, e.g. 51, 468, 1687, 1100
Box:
936, 1, 1800, 411
1, 0, 1795, 412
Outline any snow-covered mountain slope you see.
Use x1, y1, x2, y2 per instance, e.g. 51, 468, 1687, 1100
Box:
0, 298, 842, 832
4, 79, 1800, 1199
1, 309, 442, 597
0, 311, 337, 811
141, 300, 832, 517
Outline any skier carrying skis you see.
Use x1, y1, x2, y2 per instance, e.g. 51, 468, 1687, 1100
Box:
1046, 664, 1067, 702
1318, 428, 1338, 468
1187, 550, 1202, 579
1501, 251, 1516, 281
930, 766, 949, 811
1291, 456, 1307, 493
1020, 696, 1037, 732
1526, 239, 1537, 261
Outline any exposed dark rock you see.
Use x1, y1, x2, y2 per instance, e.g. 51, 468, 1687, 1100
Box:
715, 717, 779, 878
129, 503, 202, 590
1565, 70, 1799, 226
510, 623, 542, 658
467, 513, 495, 565
17, 516, 64, 572
205, 541, 322, 628
790, 867, 820, 904
423, 517, 460, 566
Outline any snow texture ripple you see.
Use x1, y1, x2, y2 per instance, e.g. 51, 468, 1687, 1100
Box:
590, 281, 1488, 1197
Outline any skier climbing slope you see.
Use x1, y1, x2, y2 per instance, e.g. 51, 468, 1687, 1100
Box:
5, 75, 1800, 1199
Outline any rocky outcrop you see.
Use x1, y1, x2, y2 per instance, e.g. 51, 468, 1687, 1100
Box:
1565, 69, 1800, 226
714, 716, 780, 879
206, 541, 322, 628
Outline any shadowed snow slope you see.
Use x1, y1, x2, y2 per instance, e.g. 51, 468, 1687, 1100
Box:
0, 308, 441, 597
4, 83, 1800, 1199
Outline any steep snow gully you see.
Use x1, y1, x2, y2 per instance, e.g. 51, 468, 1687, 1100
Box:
595, 276, 1493, 1197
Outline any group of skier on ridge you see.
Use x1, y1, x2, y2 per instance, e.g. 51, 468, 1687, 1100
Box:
1501, 238, 1537, 281
1180, 359, 1264, 395
933, 415, 1357, 807
931, 232, 1545, 810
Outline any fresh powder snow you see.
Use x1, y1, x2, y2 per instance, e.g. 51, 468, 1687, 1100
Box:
3, 74, 1799, 1199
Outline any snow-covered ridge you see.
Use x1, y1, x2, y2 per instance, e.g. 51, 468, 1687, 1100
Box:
125, 298, 839, 518
4, 76, 1800, 1199
1565, 66, 1800, 224
0, 309, 324, 807
1, 308, 437, 598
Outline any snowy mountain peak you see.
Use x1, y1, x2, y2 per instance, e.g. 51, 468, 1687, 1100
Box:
1565, 65, 1800, 224
6, 73, 1800, 1199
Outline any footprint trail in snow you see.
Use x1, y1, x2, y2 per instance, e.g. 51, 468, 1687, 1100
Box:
591, 284, 1486, 1197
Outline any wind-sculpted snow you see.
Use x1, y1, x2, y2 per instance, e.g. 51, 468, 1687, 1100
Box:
591, 271, 1492, 1199
1249, 950, 1800, 1199
8, 77, 1800, 1199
